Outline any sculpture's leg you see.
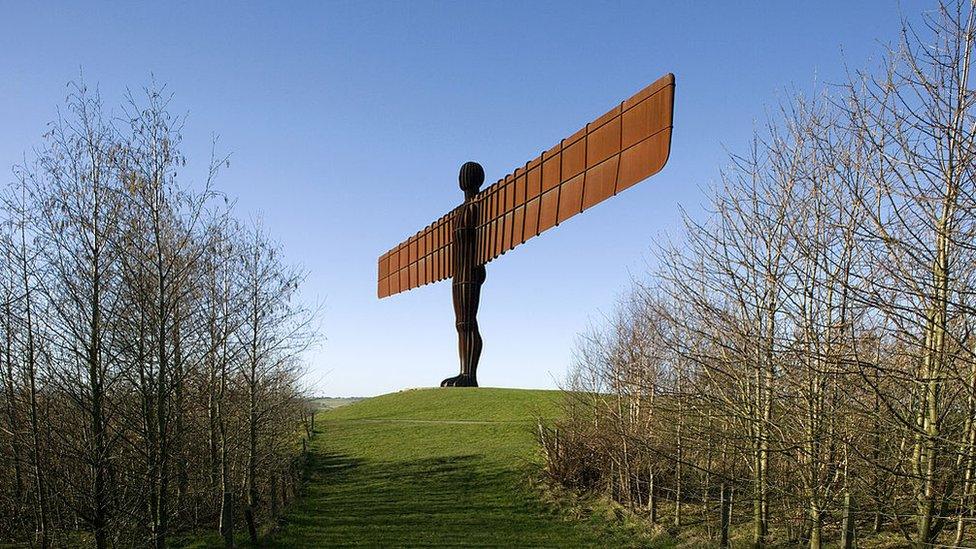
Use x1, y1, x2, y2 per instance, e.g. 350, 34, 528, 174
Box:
464, 321, 482, 382
441, 280, 481, 387
441, 282, 466, 387
441, 327, 480, 387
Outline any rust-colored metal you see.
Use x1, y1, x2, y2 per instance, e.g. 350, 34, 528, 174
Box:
377, 73, 676, 386
441, 162, 485, 387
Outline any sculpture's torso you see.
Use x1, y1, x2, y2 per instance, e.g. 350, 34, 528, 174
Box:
453, 200, 485, 286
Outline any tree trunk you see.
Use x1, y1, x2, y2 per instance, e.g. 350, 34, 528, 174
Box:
840, 492, 854, 549
245, 391, 259, 544
809, 504, 822, 549
720, 483, 731, 549
219, 490, 235, 548
648, 468, 656, 523
22, 229, 48, 549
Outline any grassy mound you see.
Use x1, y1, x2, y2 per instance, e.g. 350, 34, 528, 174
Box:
326, 387, 563, 422
268, 387, 638, 547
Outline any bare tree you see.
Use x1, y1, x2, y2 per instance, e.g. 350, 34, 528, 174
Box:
538, 4, 976, 549
0, 78, 317, 546
236, 221, 313, 544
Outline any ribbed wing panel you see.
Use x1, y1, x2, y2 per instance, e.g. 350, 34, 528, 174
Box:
377, 207, 460, 298
474, 73, 674, 265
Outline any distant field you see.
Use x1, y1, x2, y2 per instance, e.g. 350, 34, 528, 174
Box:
308, 396, 363, 410
267, 387, 644, 547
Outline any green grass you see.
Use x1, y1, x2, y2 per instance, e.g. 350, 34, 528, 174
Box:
325, 387, 563, 422
267, 387, 645, 547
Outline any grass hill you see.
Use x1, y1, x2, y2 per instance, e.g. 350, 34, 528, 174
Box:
267, 387, 640, 547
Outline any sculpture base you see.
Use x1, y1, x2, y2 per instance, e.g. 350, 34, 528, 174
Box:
440, 374, 478, 387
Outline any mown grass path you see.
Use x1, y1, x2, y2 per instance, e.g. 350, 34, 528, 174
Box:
268, 388, 633, 547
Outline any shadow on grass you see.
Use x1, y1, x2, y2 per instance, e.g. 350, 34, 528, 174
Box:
269, 449, 602, 547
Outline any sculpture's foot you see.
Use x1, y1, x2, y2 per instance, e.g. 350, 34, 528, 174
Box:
440, 374, 478, 387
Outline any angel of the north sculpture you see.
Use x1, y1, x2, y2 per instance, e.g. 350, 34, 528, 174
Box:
377, 73, 675, 387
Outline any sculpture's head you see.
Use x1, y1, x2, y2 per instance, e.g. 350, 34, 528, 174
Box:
459, 161, 484, 199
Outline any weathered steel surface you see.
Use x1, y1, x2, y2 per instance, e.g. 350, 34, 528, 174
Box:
440, 162, 485, 387
377, 73, 675, 299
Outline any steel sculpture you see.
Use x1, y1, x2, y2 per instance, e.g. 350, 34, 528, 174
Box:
378, 73, 676, 387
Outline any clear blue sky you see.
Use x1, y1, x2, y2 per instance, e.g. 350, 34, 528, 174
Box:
1, 1, 910, 396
